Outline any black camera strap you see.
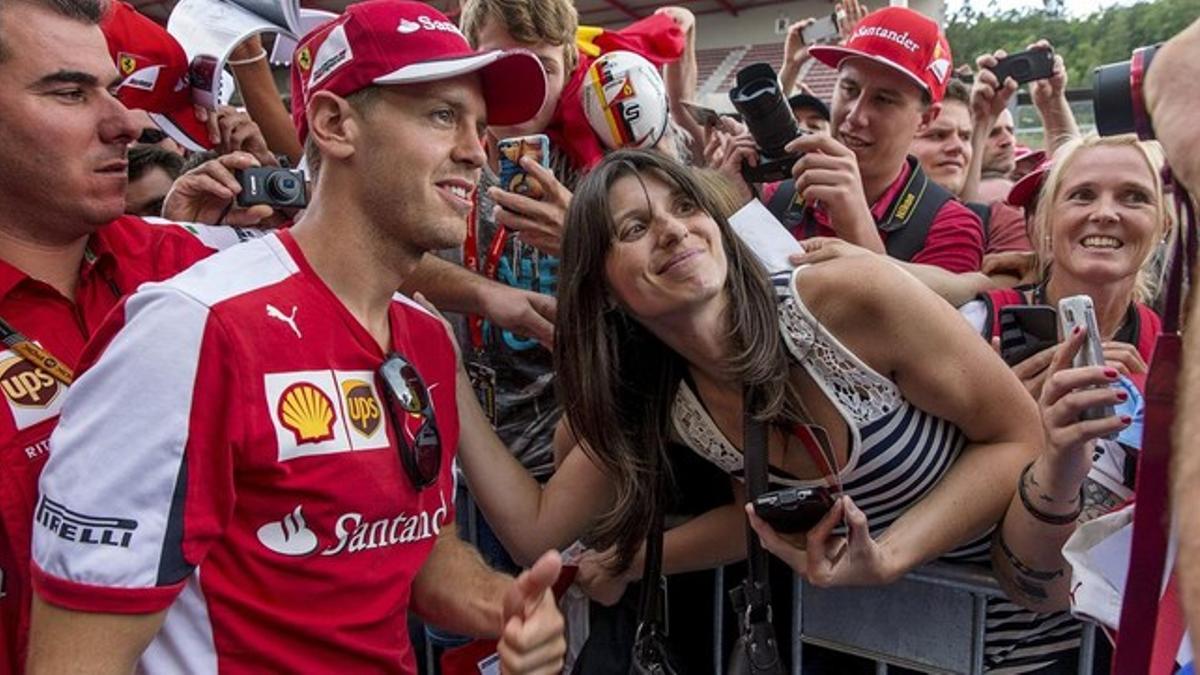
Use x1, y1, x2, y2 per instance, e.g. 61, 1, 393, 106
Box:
765, 156, 957, 262
631, 452, 676, 674
729, 386, 784, 674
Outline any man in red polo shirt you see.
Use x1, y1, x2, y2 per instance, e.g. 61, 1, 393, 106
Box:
0, 0, 261, 670
27, 1, 566, 673
755, 6, 984, 274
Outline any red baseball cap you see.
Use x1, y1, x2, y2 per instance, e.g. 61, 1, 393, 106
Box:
1007, 159, 1053, 211
1014, 146, 1047, 166
810, 7, 953, 103
290, 0, 546, 142
100, 2, 213, 151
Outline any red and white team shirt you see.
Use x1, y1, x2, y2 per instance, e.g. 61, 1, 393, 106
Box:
0, 216, 245, 675
32, 230, 458, 674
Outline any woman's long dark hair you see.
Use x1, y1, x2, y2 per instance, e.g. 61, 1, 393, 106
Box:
555, 149, 807, 571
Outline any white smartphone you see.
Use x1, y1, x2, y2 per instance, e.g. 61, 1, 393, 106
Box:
1057, 295, 1117, 429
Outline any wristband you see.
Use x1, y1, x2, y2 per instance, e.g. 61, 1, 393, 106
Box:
227, 50, 267, 67
1018, 461, 1083, 526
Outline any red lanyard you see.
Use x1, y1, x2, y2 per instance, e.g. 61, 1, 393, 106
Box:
463, 197, 510, 351
789, 423, 843, 493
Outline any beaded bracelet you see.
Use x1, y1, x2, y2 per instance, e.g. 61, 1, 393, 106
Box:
1018, 461, 1083, 526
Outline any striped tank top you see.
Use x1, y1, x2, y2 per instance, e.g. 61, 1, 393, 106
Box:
672, 267, 991, 561
671, 267, 1068, 673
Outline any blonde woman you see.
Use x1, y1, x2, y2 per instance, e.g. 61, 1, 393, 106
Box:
958, 134, 1170, 672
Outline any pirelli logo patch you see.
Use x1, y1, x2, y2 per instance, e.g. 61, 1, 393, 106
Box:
0, 350, 65, 431
36, 495, 138, 548
265, 370, 390, 462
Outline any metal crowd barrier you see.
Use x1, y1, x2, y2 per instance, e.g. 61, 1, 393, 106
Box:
787, 562, 1097, 674
423, 493, 1100, 675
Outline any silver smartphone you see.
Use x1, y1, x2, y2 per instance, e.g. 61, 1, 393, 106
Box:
802, 14, 839, 45
1057, 295, 1117, 429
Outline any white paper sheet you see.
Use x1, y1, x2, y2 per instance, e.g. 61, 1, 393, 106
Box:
728, 198, 804, 275
168, 0, 302, 108
270, 9, 338, 66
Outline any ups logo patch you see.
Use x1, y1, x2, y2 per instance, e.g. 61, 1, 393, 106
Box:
341, 379, 381, 438
0, 358, 60, 408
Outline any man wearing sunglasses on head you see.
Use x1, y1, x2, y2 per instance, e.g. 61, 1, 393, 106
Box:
27, 2, 566, 674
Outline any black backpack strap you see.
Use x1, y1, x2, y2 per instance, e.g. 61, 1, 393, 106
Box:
879, 158, 955, 262
965, 201, 991, 246
764, 180, 813, 239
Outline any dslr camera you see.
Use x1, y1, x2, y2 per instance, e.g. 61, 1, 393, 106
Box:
729, 63, 804, 183
1093, 44, 1161, 140
235, 167, 309, 209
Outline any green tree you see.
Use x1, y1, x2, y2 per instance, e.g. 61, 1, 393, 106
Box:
946, 0, 1200, 86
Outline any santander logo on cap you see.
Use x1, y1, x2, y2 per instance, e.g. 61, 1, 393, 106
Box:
397, 15, 464, 37
851, 25, 921, 53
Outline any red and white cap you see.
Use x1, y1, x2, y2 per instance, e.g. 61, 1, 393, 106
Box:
290, 0, 546, 142
1007, 158, 1053, 211
100, 1, 212, 151
809, 7, 953, 103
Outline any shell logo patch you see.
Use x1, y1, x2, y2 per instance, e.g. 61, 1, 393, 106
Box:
277, 382, 336, 444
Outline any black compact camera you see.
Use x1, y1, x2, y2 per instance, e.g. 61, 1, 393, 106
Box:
729, 63, 804, 184
236, 167, 308, 209
1093, 44, 1161, 140
753, 486, 834, 533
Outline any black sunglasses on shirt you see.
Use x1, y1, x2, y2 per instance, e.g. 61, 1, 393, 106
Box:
378, 352, 442, 490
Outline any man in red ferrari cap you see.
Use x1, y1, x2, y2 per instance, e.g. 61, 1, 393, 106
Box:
28, 1, 566, 673
755, 6, 985, 273
101, 1, 214, 152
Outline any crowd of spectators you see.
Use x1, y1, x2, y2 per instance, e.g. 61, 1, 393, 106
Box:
0, 0, 1197, 671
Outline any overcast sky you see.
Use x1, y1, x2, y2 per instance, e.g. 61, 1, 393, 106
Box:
944, 0, 1143, 18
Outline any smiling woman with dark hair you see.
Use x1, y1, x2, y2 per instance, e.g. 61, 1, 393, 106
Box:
452, 149, 1044, 661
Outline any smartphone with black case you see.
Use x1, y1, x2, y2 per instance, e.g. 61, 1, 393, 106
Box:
497, 134, 551, 200
753, 486, 834, 534
1058, 295, 1117, 432
989, 49, 1055, 85
998, 305, 1059, 366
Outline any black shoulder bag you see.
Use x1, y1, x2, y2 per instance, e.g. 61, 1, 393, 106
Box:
726, 388, 786, 675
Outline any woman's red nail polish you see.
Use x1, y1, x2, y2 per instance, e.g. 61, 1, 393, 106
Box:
1073, 326, 1082, 335
1104, 368, 1119, 378
1116, 391, 1128, 401
1121, 416, 1133, 425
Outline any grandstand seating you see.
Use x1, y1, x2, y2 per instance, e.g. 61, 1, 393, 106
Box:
715, 41, 785, 93
695, 41, 838, 106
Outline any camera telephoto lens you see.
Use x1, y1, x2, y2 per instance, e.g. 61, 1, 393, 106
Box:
729, 62, 801, 160
1093, 44, 1160, 139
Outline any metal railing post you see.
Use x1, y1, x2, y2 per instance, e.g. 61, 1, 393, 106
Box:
1078, 622, 1097, 675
